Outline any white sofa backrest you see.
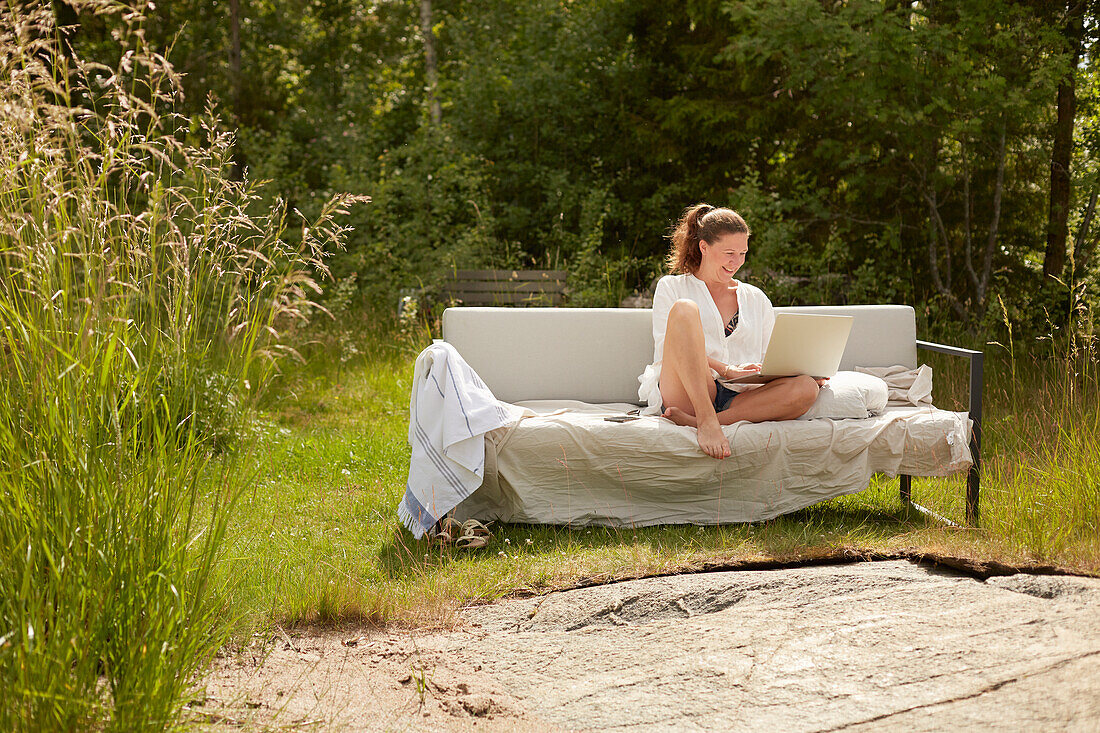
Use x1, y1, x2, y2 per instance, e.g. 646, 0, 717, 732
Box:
442, 304, 917, 404
784, 305, 918, 373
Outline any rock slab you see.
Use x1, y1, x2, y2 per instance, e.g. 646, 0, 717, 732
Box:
201, 561, 1100, 731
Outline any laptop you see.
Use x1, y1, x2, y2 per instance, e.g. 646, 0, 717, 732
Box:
720, 312, 854, 384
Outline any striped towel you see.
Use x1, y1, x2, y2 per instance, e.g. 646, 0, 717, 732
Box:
399, 341, 525, 538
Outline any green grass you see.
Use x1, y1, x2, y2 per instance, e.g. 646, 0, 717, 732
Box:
217, 331, 1100, 633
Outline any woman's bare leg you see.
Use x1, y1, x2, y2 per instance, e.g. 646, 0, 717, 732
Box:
664, 375, 819, 427
658, 299, 730, 459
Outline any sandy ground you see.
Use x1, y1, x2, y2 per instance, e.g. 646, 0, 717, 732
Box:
192, 624, 555, 731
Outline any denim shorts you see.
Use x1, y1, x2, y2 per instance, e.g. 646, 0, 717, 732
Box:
713, 379, 740, 412
659, 379, 741, 414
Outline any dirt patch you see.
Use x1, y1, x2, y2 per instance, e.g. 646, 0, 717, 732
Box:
193, 626, 555, 731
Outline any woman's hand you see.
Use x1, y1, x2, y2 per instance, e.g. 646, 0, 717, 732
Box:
722, 363, 762, 380
814, 377, 829, 387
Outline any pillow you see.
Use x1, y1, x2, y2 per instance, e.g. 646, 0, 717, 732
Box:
796, 371, 889, 420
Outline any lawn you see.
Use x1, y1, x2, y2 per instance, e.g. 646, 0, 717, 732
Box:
216, 329, 1100, 632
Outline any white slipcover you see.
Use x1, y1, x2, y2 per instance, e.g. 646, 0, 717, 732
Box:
452, 401, 971, 527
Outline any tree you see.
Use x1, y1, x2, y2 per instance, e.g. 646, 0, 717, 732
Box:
420, 0, 441, 125
1043, 0, 1089, 283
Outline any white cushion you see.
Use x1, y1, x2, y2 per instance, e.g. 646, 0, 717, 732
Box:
783, 305, 917, 371
442, 304, 918, 404
796, 371, 889, 420
441, 307, 653, 404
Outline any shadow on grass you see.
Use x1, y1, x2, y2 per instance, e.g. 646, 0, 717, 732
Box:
373, 483, 938, 584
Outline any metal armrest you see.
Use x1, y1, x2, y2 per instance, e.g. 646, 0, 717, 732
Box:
899, 340, 983, 525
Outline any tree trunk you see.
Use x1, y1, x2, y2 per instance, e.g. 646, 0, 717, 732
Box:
227, 0, 245, 179
1073, 190, 1098, 280
924, 192, 970, 322
962, 161, 980, 293
229, 0, 242, 116
1042, 0, 1086, 280
420, 0, 442, 125
978, 122, 1007, 309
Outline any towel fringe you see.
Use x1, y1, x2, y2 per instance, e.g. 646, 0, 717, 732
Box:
398, 496, 434, 540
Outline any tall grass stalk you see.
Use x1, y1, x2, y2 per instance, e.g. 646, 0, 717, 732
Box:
0, 3, 364, 728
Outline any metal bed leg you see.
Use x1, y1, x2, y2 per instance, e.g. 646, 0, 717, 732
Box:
966, 437, 980, 525
915, 340, 984, 526
900, 474, 912, 504
965, 351, 983, 525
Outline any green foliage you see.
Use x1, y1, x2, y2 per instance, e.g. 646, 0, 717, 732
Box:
62, 0, 1100, 335
350, 125, 504, 308
722, 0, 1068, 321
442, 0, 637, 257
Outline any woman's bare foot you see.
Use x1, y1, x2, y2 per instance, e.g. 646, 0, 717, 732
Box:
663, 408, 729, 458
662, 406, 697, 427
696, 416, 730, 459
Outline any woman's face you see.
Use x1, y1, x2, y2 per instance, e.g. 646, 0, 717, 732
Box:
699, 232, 748, 283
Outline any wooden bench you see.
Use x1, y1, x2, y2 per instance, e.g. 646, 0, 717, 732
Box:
441, 269, 567, 306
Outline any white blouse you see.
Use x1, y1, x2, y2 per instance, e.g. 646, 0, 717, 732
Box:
637, 274, 775, 412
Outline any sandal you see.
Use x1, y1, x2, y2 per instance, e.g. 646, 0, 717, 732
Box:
431, 517, 493, 550
454, 519, 493, 550
429, 516, 464, 545
455, 534, 490, 550
460, 519, 492, 538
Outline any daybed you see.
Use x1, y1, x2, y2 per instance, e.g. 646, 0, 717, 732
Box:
411, 305, 982, 533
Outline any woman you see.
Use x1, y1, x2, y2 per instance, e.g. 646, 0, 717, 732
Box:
637, 204, 821, 459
